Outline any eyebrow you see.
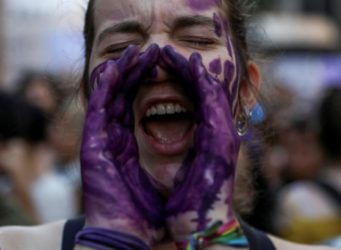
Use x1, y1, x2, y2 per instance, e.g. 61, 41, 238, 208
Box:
96, 20, 146, 45
168, 15, 215, 30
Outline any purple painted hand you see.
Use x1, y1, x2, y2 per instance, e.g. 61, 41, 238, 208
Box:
80, 44, 165, 246
160, 46, 240, 241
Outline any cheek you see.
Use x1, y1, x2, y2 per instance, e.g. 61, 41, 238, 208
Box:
213, 14, 242, 113
206, 52, 241, 114
209, 58, 222, 76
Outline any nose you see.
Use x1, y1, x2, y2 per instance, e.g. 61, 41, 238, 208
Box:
142, 34, 191, 59
142, 33, 169, 50
141, 36, 190, 83
140, 36, 170, 83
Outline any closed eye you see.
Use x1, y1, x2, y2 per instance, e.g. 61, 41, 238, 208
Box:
177, 36, 218, 50
101, 40, 144, 59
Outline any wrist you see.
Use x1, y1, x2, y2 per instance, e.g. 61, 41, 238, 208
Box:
76, 227, 151, 250
85, 220, 151, 246
171, 219, 248, 250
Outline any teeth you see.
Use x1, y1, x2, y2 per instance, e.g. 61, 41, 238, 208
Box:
157, 104, 166, 115
166, 103, 175, 114
175, 104, 182, 113
145, 103, 187, 117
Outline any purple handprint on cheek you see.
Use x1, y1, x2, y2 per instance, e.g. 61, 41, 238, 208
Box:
160, 46, 241, 241
80, 44, 166, 246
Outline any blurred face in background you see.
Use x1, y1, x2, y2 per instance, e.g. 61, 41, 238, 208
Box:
281, 129, 324, 181
24, 80, 58, 115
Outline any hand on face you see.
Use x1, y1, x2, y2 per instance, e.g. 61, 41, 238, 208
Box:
80, 44, 165, 246
81, 44, 241, 245
160, 46, 240, 241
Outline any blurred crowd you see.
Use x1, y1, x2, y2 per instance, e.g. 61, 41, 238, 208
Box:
0, 70, 340, 247
238, 83, 341, 247
0, 0, 340, 248
0, 72, 84, 225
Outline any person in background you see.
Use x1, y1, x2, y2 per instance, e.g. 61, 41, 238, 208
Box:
0, 0, 336, 249
275, 106, 324, 184
48, 101, 84, 215
0, 91, 35, 226
14, 71, 63, 119
0, 90, 76, 224
273, 86, 341, 246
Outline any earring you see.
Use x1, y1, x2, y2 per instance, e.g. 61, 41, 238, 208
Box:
236, 106, 251, 136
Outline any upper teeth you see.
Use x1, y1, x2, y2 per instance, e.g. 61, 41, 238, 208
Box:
145, 103, 187, 117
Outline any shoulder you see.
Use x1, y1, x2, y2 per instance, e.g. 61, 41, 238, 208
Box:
270, 235, 338, 250
0, 220, 66, 250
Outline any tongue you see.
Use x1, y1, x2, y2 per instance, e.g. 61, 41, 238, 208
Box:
145, 118, 192, 144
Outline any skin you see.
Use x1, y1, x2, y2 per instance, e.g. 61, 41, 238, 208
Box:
0, 1, 338, 249
89, 0, 243, 190
159, 47, 242, 243
79, 45, 165, 246
80, 0, 261, 248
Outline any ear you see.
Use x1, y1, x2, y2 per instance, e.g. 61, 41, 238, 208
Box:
239, 61, 262, 110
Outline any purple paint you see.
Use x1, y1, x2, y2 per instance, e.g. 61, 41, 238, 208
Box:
187, 0, 219, 11
213, 13, 223, 37
209, 58, 222, 76
80, 45, 164, 245
160, 47, 241, 234
223, 60, 235, 92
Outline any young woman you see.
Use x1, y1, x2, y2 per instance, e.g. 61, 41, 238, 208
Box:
0, 0, 337, 249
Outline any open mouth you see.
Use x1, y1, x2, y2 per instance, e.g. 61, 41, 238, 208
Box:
142, 102, 194, 145
136, 86, 197, 156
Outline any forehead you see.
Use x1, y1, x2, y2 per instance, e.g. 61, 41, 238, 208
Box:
93, 0, 224, 29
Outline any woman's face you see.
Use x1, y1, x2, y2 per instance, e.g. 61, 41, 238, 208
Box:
89, 0, 243, 187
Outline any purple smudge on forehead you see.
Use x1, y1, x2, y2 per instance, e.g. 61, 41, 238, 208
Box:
209, 58, 222, 76
187, 0, 219, 11
213, 13, 223, 37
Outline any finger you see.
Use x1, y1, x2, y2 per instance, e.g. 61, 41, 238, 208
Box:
89, 61, 107, 91
89, 62, 119, 111
87, 46, 139, 125
161, 46, 186, 69
106, 44, 159, 123
189, 54, 236, 142
83, 63, 120, 136
122, 159, 165, 228
89, 45, 140, 93
160, 46, 193, 85
124, 44, 160, 91
189, 53, 215, 89
116, 45, 140, 75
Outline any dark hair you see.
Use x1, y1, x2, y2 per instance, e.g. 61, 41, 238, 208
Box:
318, 86, 341, 160
82, 0, 254, 98
15, 71, 62, 105
0, 91, 47, 144
82, 0, 96, 98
